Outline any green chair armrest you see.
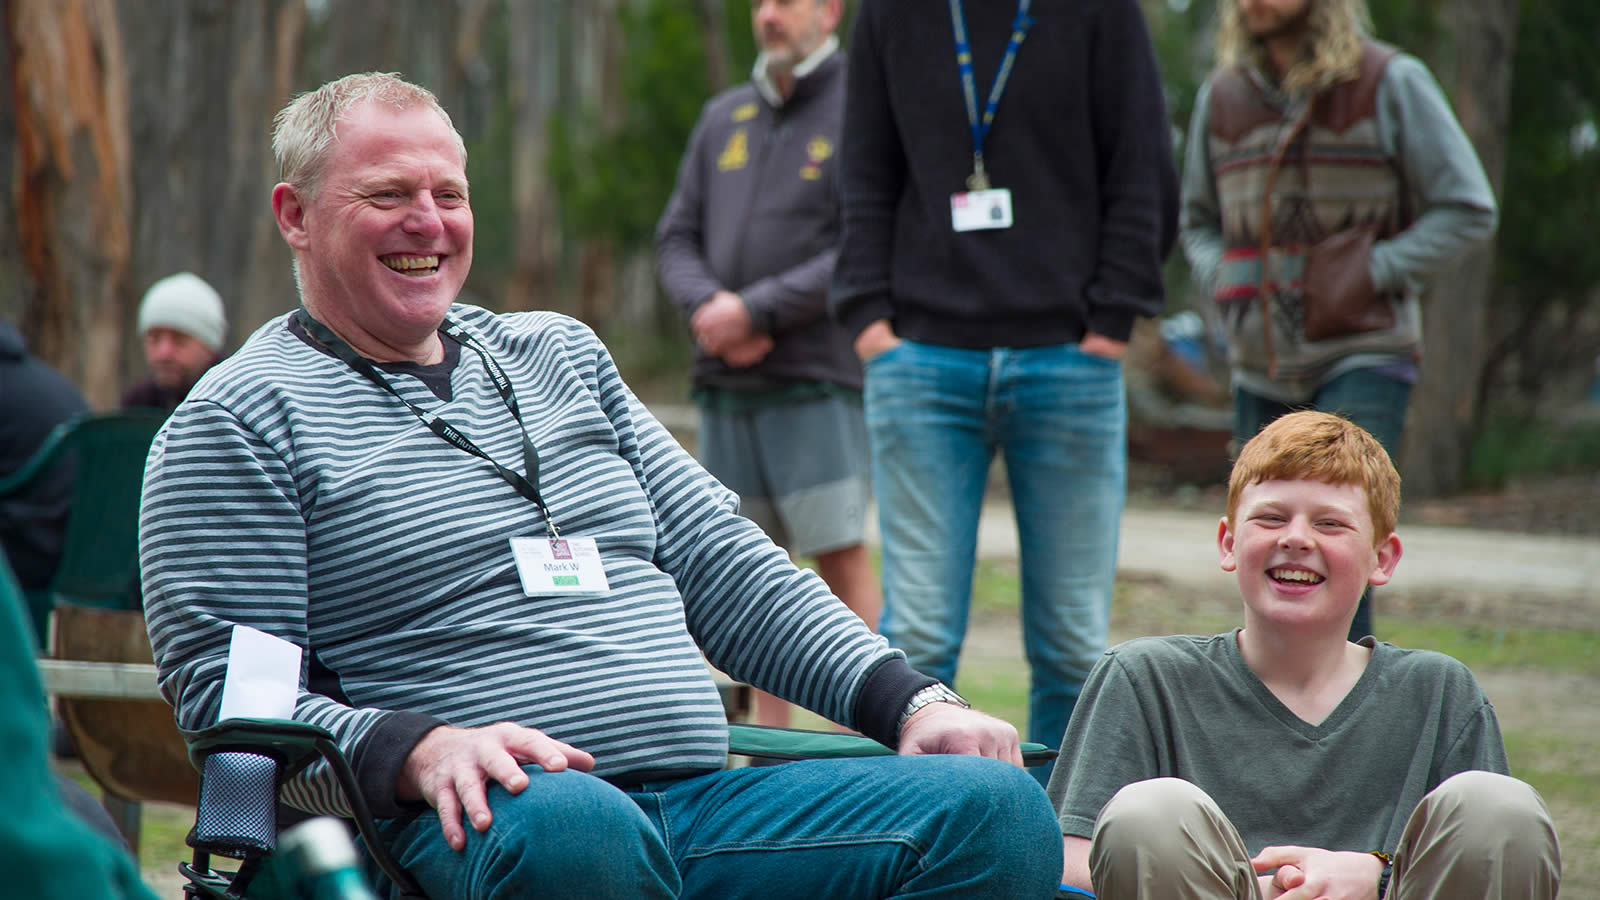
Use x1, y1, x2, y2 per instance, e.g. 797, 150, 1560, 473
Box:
184, 717, 334, 778
728, 723, 1058, 768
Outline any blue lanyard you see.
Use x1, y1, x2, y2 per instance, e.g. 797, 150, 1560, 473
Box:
949, 0, 1034, 189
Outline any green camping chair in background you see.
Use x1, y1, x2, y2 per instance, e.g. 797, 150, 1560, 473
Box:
0, 409, 198, 848
179, 718, 1058, 899
0, 409, 168, 645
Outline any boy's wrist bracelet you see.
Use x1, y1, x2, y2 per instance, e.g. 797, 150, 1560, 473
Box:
1370, 851, 1393, 896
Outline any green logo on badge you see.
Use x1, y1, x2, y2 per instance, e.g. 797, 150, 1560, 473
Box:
553, 575, 580, 586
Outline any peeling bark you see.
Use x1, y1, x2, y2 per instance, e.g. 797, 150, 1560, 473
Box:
7, 0, 132, 406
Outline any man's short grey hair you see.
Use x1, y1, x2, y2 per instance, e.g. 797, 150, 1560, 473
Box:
272, 72, 467, 200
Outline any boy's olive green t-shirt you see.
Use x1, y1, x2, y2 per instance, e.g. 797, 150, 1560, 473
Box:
1047, 631, 1509, 857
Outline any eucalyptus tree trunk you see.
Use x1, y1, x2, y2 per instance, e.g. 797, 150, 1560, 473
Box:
506, 0, 564, 312
569, 0, 623, 326
119, 0, 306, 361
1401, 0, 1519, 497
4, 0, 133, 407
697, 0, 733, 93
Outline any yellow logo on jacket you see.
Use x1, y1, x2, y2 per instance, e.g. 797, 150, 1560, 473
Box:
800, 135, 833, 180
732, 103, 758, 122
719, 129, 749, 171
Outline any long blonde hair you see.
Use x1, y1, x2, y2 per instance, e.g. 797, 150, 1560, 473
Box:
1215, 0, 1374, 97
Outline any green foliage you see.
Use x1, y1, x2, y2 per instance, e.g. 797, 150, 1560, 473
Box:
1466, 416, 1600, 489
1496, 0, 1600, 300
547, 2, 714, 249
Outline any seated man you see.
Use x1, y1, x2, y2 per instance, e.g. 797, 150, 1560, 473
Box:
1048, 411, 1561, 899
140, 72, 1061, 900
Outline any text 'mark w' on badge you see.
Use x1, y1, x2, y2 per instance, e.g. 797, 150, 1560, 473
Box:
510, 536, 610, 595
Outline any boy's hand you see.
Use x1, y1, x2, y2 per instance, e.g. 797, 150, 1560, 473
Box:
1252, 846, 1384, 900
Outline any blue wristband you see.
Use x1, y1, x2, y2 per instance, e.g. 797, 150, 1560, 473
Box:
1058, 886, 1095, 898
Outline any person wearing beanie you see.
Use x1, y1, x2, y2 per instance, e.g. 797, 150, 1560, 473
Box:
121, 272, 228, 412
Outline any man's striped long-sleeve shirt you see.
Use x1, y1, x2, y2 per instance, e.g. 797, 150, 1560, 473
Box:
140, 305, 925, 817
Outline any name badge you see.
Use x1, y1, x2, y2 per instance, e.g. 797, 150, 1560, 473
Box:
950, 188, 1013, 232
510, 536, 610, 595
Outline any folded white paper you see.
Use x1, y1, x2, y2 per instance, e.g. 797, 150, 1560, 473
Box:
218, 624, 303, 720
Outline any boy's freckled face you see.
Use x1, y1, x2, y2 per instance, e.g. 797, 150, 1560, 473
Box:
1219, 479, 1402, 632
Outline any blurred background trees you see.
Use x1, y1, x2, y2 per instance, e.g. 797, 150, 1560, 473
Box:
1, 0, 1594, 496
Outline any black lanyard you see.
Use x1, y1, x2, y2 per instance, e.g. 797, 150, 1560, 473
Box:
949, 0, 1034, 190
294, 308, 559, 536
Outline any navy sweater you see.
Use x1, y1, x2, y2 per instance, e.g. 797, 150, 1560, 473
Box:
830, 0, 1178, 347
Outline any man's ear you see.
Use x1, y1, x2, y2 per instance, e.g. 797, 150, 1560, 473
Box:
272, 183, 312, 251
823, 0, 844, 33
1367, 532, 1403, 586
1217, 516, 1238, 572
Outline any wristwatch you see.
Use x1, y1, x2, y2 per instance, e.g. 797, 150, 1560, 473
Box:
897, 682, 971, 733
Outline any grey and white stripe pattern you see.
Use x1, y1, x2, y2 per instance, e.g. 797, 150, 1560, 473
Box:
141, 305, 893, 816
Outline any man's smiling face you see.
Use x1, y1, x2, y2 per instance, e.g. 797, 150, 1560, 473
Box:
285, 100, 473, 357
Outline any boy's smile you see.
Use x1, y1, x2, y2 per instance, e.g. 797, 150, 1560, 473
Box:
1219, 479, 1402, 631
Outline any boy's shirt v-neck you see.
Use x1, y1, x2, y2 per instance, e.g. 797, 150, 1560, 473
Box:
1050, 630, 1508, 858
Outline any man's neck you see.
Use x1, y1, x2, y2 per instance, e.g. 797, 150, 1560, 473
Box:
302, 300, 443, 366
753, 35, 838, 107
1262, 33, 1306, 86
771, 68, 797, 102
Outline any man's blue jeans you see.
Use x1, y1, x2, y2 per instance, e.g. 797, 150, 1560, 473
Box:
370, 755, 1061, 899
864, 340, 1127, 784
1234, 367, 1413, 642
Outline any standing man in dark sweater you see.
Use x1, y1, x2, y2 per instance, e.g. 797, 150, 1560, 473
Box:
659, 0, 881, 729
831, 0, 1178, 783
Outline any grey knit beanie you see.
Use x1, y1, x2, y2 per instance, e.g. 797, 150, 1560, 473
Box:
137, 272, 227, 352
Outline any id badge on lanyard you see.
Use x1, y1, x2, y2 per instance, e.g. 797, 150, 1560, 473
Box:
510, 536, 611, 596
947, 0, 1032, 234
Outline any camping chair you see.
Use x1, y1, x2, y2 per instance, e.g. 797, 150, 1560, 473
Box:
0, 409, 168, 645
0, 410, 198, 847
179, 718, 1058, 900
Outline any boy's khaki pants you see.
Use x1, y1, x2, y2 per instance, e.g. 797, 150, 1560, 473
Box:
1087, 772, 1560, 900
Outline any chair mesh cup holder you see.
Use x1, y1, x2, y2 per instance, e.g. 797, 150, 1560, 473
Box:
192, 751, 280, 857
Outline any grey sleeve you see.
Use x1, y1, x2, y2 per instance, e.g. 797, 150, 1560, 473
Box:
1371, 55, 1499, 295
1178, 80, 1225, 297
1045, 653, 1162, 838
737, 246, 839, 335
655, 107, 725, 318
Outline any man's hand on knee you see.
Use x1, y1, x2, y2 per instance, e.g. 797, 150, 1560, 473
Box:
398, 722, 596, 851
898, 704, 1024, 767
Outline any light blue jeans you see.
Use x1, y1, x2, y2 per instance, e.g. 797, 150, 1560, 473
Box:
864, 340, 1128, 785
370, 756, 1061, 899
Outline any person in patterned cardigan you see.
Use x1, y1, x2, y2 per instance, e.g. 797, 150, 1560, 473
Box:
1178, 0, 1498, 642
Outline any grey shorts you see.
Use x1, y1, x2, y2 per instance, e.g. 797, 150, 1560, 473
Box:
697, 393, 871, 558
